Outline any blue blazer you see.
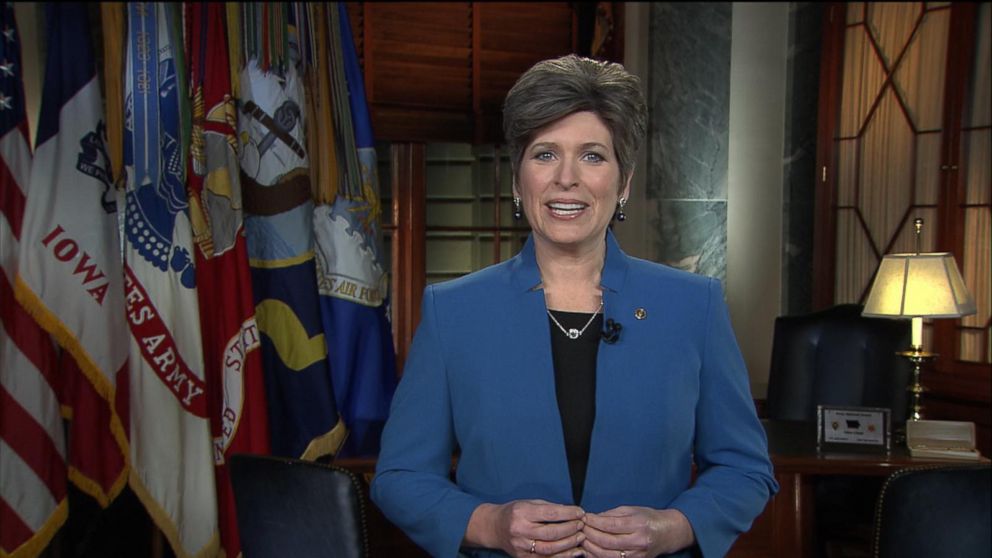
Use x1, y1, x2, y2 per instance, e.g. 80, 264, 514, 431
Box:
372, 231, 778, 557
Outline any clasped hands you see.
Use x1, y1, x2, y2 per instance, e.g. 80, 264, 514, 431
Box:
472, 499, 694, 558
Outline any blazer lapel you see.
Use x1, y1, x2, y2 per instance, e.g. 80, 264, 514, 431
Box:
585, 230, 631, 507
505, 238, 573, 501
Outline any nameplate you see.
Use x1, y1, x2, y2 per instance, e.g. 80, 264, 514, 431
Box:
817, 405, 891, 453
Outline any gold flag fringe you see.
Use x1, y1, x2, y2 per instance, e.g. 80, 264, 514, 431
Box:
11, 279, 131, 507
3, 499, 67, 558
99, 2, 126, 188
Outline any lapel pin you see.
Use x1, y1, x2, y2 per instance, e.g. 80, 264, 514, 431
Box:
634, 308, 647, 320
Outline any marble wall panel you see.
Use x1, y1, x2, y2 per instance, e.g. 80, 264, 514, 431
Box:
648, 2, 732, 281
654, 200, 728, 279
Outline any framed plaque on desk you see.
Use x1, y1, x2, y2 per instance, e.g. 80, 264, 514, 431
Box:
817, 405, 891, 453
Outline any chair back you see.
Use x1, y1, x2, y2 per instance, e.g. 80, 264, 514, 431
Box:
766, 304, 912, 423
873, 464, 992, 558
230, 454, 369, 558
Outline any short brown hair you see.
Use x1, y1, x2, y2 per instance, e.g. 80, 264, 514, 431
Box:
502, 54, 647, 190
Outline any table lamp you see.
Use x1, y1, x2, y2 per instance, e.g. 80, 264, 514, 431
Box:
862, 218, 976, 421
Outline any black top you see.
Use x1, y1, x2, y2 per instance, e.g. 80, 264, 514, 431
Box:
548, 309, 602, 505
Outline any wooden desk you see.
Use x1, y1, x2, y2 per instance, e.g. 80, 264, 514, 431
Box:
337, 420, 985, 557
728, 420, 988, 558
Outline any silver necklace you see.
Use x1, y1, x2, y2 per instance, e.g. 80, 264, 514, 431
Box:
547, 301, 603, 340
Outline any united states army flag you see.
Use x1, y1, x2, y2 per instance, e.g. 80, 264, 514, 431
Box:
122, 4, 218, 557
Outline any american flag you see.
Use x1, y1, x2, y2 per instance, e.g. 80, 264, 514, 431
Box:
0, 2, 67, 556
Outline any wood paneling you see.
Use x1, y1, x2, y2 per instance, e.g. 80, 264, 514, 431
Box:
477, 2, 575, 112
391, 143, 426, 374
812, 3, 848, 311
345, 2, 582, 144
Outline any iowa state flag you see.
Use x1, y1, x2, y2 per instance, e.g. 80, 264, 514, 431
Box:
0, 4, 66, 555
186, 4, 269, 557
313, 3, 396, 457
12, 0, 129, 521
123, 4, 217, 557
237, 34, 344, 459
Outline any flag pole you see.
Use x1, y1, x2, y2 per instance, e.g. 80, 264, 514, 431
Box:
100, 2, 125, 187
310, 2, 339, 205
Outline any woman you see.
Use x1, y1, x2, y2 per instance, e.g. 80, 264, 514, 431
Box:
372, 54, 777, 558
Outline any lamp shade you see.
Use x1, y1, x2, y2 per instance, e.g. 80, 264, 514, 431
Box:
862, 252, 977, 318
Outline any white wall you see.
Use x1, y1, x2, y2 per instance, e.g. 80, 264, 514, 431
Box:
727, 3, 788, 398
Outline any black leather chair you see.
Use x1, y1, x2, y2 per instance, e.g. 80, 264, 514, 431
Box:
229, 454, 369, 558
873, 464, 991, 558
766, 303, 912, 424
765, 304, 912, 558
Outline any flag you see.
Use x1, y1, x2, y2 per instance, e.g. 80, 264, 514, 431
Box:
591, 2, 615, 59
123, 4, 217, 557
11, 0, 130, 528
187, 4, 269, 557
312, 2, 396, 457
237, 7, 344, 459
0, 5, 66, 555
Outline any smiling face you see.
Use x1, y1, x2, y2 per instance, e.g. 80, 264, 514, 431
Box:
514, 111, 631, 257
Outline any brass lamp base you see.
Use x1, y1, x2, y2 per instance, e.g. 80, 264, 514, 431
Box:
897, 348, 937, 421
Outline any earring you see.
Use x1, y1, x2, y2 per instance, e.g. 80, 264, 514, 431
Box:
617, 198, 627, 222
513, 197, 522, 220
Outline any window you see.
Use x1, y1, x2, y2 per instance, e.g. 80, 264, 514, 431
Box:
814, 2, 990, 447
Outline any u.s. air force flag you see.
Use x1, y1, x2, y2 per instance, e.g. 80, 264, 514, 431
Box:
313, 2, 397, 457
123, 4, 217, 557
12, 1, 129, 517
238, 47, 344, 459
